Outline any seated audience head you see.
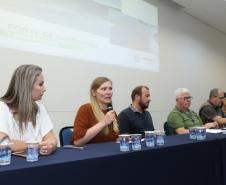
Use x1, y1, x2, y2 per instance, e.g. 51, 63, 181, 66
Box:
131, 85, 151, 112
208, 88, 224, 108
175, 88, 192, 112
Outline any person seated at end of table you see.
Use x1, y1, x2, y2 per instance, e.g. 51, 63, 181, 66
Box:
222, 92, 226, 118
167, 88, 217, 135
0, 64, 57, 155
199, 88, 226, 127
73, 77, 118, 146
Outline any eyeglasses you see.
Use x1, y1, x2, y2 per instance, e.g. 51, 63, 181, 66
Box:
179, 96, 193, 101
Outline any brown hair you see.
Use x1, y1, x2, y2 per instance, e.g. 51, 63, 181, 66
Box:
131, 86, 149, 101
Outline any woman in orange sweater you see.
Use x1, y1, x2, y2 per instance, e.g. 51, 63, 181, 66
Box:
73, 77, 118, 146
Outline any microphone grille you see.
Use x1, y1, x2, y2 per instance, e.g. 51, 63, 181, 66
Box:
107, 103, 113, 111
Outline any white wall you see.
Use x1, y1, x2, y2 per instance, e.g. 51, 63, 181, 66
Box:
0, 0, 226, 144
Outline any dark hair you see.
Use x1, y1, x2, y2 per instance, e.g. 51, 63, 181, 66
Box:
131, 86, 149, 101
224, 92, 226, 98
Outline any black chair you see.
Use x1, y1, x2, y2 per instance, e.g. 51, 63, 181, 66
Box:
59, 126, 73, 146
164, 122, 171, 136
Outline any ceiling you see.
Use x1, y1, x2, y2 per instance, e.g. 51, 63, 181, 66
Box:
172, 0, 226, 35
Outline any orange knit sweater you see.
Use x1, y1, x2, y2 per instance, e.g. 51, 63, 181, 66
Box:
73, 103, 118, 144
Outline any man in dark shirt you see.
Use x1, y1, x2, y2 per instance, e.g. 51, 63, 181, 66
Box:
118, 86, 154, 136
199, 88, 226, 126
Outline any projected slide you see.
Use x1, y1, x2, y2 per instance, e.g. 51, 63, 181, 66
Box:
0, 0, 159, 71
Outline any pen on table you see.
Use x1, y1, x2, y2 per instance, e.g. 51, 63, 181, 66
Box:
62, 145, 84, 149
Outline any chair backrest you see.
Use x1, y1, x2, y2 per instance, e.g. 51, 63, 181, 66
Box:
164, 122, 171, 136
59, 126, 74, 146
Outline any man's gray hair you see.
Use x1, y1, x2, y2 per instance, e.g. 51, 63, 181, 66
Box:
175, 88, 190, 99
209, 88, 219, 99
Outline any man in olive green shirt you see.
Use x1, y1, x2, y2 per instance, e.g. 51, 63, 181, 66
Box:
167, 88, 217, 135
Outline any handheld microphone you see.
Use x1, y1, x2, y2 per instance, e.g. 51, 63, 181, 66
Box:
107, 103, 113, 129
107, 103, 113, 111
